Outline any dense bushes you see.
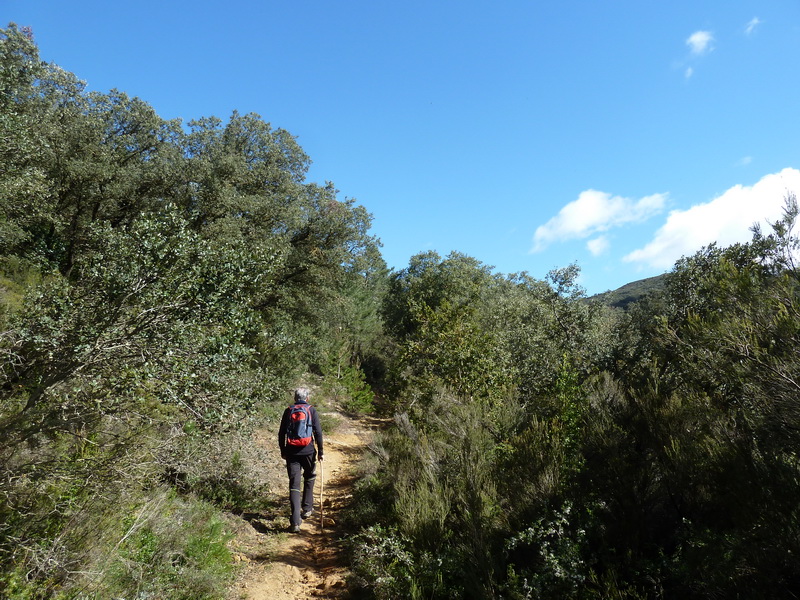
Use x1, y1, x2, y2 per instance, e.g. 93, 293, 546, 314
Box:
347, 205, 800, 598
0, 23, 382, 598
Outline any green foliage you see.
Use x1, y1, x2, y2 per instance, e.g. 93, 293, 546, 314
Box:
353, 200, 800, 598
567, 198, 800, 597
591, 274, 667, 310
382, 251, 515, 409
495, 266, 610, 406
354, 253, 621, 599
553, 358, 588, 484
94, 489, 234, 600
348, 525, 418, 600
323, 362, 376, 414
348, 523, 464, 600
0, 25, 52, 262
503, 504, 588, 599
166, 430, 276, 514
351, 393, 523, 598
343, 459, 394, 532
0, 23, 380, 597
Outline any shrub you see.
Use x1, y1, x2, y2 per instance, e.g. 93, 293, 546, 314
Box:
503, 504, 588, 599
89, 488, 234, 599
323, 364, 376, 414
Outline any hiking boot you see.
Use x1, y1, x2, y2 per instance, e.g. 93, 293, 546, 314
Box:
290, 524, 301, 533
301, 509, 315, 519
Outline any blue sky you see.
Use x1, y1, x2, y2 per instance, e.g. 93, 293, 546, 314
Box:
5, 1, 800, 294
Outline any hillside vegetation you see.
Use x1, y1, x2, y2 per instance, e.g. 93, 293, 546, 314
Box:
3, 24, 800, 599
592, 274, 667, 310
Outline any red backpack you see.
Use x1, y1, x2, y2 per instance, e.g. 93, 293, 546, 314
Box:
286, 403, 314, 446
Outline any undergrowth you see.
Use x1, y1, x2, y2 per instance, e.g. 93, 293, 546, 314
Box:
322, 363, 376, 415
1, 487, 234, 600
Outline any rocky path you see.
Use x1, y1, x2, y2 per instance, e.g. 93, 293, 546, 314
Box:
228, 411, 377, 600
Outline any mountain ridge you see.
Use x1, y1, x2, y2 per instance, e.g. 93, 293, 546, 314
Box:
591, 273, 667, 309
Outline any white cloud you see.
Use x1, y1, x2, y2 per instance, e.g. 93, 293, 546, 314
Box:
745, 17, 762, 35
737, 156, 753, 166
687, 30, 714, 55
531, 190, 667, 252
624, 168, 800, 270
587, 236, 610, 256
685, 67, 694, 79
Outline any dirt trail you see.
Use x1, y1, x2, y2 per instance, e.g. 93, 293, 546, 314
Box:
228, 411, 378, 600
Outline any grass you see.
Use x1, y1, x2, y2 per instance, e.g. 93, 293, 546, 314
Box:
85, 488, 235, 600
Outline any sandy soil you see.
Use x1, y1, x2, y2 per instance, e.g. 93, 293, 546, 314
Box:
227, 410, 378, 600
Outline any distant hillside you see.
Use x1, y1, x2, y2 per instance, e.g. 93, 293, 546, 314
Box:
592, 274, 667, 310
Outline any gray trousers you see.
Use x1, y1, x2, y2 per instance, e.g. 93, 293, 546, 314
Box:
286, 453, 316, 526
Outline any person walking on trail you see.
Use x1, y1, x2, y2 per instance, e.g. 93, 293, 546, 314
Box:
278, 387, 324, 533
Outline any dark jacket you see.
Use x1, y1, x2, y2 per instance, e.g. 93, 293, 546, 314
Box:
278, 400, 324, 459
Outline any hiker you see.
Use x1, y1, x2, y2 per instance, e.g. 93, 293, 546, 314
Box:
278, 387, 324, 533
